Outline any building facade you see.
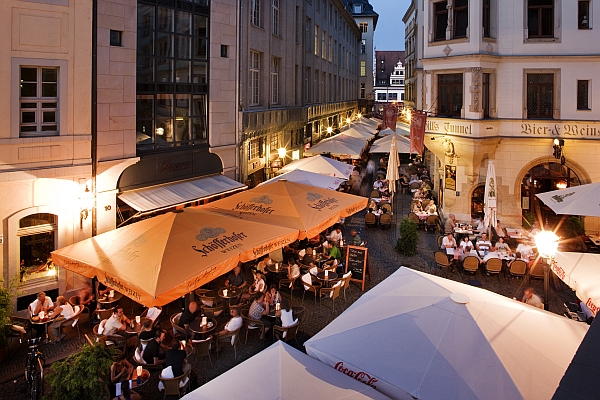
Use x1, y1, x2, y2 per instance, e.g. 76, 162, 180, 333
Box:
402, 0, 423, 111
343, 0, 378, 116
239, 0, 362, 186
411, 0, 600, 232
373, 50, 406, 113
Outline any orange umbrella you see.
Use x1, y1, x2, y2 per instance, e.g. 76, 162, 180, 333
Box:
206, 180, 367, 240
51, 208, 298, 307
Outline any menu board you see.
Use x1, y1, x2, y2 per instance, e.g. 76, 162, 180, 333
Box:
345, 245, 368, 291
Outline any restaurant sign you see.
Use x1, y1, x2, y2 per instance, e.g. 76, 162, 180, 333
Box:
307, 192, 339, 212
334, 362, 379, 389
427, 119, 472, 135
233, 195, 276, 215
192, 227, 247, 257
445, 165, 456, 191
520, 122, 600, 138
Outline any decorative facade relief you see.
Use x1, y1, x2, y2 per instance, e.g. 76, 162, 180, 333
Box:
467, 67, 482, 113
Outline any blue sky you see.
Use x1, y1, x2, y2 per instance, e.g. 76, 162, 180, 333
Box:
369, 0, 412, 50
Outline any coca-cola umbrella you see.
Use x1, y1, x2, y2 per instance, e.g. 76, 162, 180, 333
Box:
305, 267, 588, 400
181, 341, 389, 399
551, 251, 600, 316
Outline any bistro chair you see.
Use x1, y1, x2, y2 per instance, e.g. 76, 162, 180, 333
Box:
319, 280, 343, 313
370, 190, 381, 198
322, 259, 337, 272
528, 260, 545, 281
279, 274, 301, 303
408, 212, 420, 225
191, 336, 213, 368
201, 305, 224, 318
425, 215, 439, 232
485, 258, 503, 282
241, 309, 266, 343
409, 182, 421, 192
437, 236, 445, 249
170, 313, 188, 340
93, 320, 126, 355
339, 272, 353, 300
380, 213, 392, 229
95, 307, 114, 322
158, 368, 190, 399
140, 306, 162, 327
291, 306, 305, 331
409, 200, 421, 212
462, 256, 480, 278
381, 203, 392, 214
216, 326, 242, 360
301, 274, 322, 305
58, 305, 83, 341
365, 212, 377, 228
273, 321, 299, 345
434, 251, 452, 277
507, 260, 527, 281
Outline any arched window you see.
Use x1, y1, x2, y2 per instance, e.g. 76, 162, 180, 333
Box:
471, 185, 485, 220
18, 213, 58, 283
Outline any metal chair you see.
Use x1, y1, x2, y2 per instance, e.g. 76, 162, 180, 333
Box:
425, 215, 439, 232
273, 321, 299, 345
301, 274, 322, 305
278, 274, 300, 303
192, 336, 213, 367
201, 305, 224, 318
216, 326, 242, 359
58, 305, 84, 340
528, 260, 545, 281
158, 367, 190, 399
241, 309, 266, 343
319, 281, 343, 312
291, 306, 305, 331
170, 312, 187, 339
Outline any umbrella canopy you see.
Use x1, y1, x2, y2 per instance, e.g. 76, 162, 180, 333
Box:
552, 251, 600, 316
386, 136, 400, 195
483, 160, 497, 229
378, 127, 395, 136
182, 341, 389, 400
305, 267, 588, 400
304, 135, 366, 159
279, 155, 355, 178
259, 169, 346, 190
536, 182, 600, 217
207, 180, 367, 240
342, 127, 376, 139
51, 208, 298, 307
370, 135, 411, 154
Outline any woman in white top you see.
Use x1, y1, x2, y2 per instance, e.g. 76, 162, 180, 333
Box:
278, 299, 297, 328
49, 296, 75, 342
242, 272, 265, 301
459, 236, 473, 250
425, 200, 437, 214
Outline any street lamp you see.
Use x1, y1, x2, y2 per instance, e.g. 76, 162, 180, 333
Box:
346, 117, 351, 125
534, 230, 560, 310
277, 147, 287, 168
327, 126, 333, 136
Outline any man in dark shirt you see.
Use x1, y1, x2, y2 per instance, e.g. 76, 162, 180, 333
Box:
302, 247, 315, 265
224, 265, 247, 288
138, 319, 155, 341
165, 340, 189, 377
178, 301, 198, 329
143, 329, 166, 365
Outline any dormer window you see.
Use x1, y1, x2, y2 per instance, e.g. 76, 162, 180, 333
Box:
354, 4, 362, 13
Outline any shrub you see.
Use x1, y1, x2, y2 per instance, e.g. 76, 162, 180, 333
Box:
565, 216, 585, 238
396, 217, 419, 256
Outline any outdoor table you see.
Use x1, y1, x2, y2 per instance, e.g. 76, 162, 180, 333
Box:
266, 263, 286, 274
316, 271, 338, 287
189, 317, 217, 338
131, 368, 150, 389
267, 308, 282, 319
589, 235, 600, 246
97, 292, 122, 308
30, 316, 53, 336
219, 287, 241, 315
125, 317, 150, 334
314, 254, 329, 268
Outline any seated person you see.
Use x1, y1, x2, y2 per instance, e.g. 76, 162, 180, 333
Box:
411, 202, 422, 214
369, 199, 378, 210
112, 380, 141, 400
215, 307, 243, 337
224, 265, 247, 289
302, 248, 315, 265
324, 242, 342, 260
49, 296, 75, 342
255, 256, 269, 274
248, 293, 272, 339
278, 299, 297, 328
459, 236, 474, 250
476, 233, 493, 253
308, 234, 323, 248
104, 306, 131, 336
442, 233, 457, 251
165, 340, 190, 377
177, 301, 198, 331
409, 174, 420, 185
493, 220, 506, 238
242, 272, 266, 301
326, 226, 343, 247
473, 217, 485, 232
138, 319, 156, 341
495, 237, 511, 255
424, 200, 437, 214
265, 284, 281, 306
459, 246, 474, 261
110, 355, 134, 383
373, 177, 383, 191
287, 259, 301, 280
143, 329, 167, 365
482, 251, 501, 263
444, 214, 456, 234
30, 291, 54, 316
516, 242, 534, 262
350, 229, 362, 246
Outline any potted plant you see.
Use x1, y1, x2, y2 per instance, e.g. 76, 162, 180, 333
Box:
396, 217, 419, 256
45, 342, 114, 400
0, 276, 20, 363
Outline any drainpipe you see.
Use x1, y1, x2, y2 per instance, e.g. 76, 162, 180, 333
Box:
91, 0, 98, 237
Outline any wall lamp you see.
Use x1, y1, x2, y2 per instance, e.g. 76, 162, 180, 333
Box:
553, 139, 565, 165
79, 185, 94, 229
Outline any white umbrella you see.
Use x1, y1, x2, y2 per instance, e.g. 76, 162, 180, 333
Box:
305, 267, 588, 400
304, 136, 365, 159
182, 341, 389, 400
342, 127, 375, 139
279, 155, 355, 178
370, 135, 411, 154
386, 136, 400, 208
378, 127, 395, 136
260, 169, 346, 190
483, 160, 497, 231
536, 182, 600, 217
552, 251, 600, 316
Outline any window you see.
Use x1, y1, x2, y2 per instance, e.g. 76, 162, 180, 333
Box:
110, 30, 122, 46
314, 25, 319, 56
248, 138, 260, 160
438, 73, 463, 117
359, 22, 368, 33
272, 0, 280, 36
527, 73, 553, 118
250, 51, 260, 105
401, 93, 405, 100
329, 36, 333, 61
322, 30, 327, 59
360, 39, 366, 54
483, 0, 491, 37
221, 45, 228, 57
432, 2, 448, 41
251, 0, 261, 27
271, 57, 279, 104
360, 83, 365, 99
400, 70, 404, 76
528, 0, 554, 38
19, 67, 58, 136
18, 213, 58, 285
391, 79, 401, 85
354, 4, 361, 13
577, 80, 590, 110
578, 1, 591, 29
360, 61, 366, 76
378, 93, 387, 101
389, 93, 398, 101
305, 17, 311, 52
270, 133, 278, 151
454, 0, 468, 38
482, 73, 490, 117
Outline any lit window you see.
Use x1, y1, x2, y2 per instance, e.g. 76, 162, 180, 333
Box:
250, 51, 260, 105
19, 67, 59, 136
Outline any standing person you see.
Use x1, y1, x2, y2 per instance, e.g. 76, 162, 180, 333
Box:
248, 293, 272, 339
366, 159, 376, 181
327, 226, 343, 247
49, 296, 75, 342
522, 287, 544, 309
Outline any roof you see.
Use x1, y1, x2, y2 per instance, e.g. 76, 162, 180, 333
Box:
343, 0, 379, 29
375, 50, 406, 82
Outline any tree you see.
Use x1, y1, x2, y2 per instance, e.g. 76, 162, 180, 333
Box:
396, 217, 419, 256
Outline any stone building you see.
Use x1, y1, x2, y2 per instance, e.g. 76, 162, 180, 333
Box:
373, 50, 406, 113
402, 0, 423, 111
408, 0, 600, 232
240, 0, 362, 186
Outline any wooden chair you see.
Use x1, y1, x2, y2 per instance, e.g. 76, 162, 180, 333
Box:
273, 321, 299, 345
462, 256, 480, 278
319, 281, 343, 312
241, 309, 266, 343
301, 274, 322, 305
140, 306, 162, 327
278, 274, 300, 302
485, 258, 503, 282
93, 319, 126, 354
198, 295, 219, 308
192, 336, 213, 367
409, 201, 421, 212
170, 312, 188, 339
434, 251, 452, 277
425, 215, 439, 232
381, 203, 392, 214
380, 213, 392, 229
158, 368, 190, 399
370, 190, 380, 198
528, 260, 545, 280
216, 326, 242, 359
410, 182, 421, 191
365, 212, 377, 228
58, 305, 84, 340
507, 260, 527, 281
201, 305, 224, 318
408, 212, 420, 225
437, 236, 445, 249
322, 260, 337, 272
95, 308, 114, 321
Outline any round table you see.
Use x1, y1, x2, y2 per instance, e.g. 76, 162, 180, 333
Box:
266, 263, 286, 274
97, 292, 123, 308
188, 317, 217, 338
131, 368, 150, 389
124, 317, 151, 334
314, 255, 329, 268
316, 271, 338, 287
30, 317, 53, 336
218, 287, 241, 299
267, 309, 282, 318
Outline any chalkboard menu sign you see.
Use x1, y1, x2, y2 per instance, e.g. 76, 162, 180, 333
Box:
345, 245, 368, 291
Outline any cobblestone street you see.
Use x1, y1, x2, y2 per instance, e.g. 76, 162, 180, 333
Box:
0, 186, 577, 399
